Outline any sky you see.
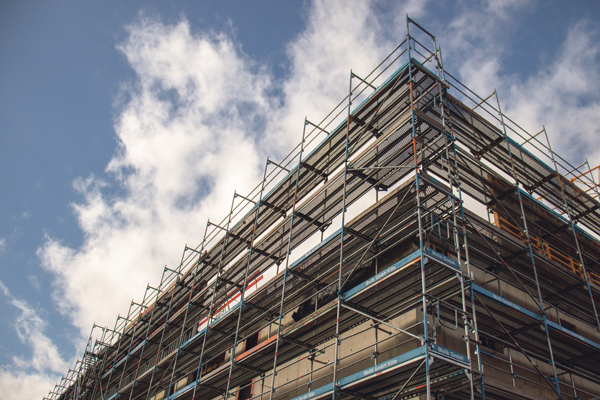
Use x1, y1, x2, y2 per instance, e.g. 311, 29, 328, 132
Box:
1, 0, 600, 398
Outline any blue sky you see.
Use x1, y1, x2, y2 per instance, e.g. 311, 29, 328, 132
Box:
1, 0, 600, 397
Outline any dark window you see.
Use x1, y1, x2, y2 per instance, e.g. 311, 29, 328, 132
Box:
238, 381, 252, 400
560, 319, 577, 333
245, 332, 259, 350
480, 335, 496, 351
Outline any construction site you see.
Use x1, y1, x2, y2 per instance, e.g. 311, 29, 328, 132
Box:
46, 19, 600, 400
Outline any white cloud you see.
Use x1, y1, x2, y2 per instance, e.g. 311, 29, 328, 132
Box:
0, 280, 69, 400
503, 21, 600, 167
440, 2, 600, 177
265, 0, 427, 155
0, 370, 61, 400
37, 14, 272, 337
28, 274, 42, 291
265, 0, 393, 153
442, 0, 535, 95
0, 280, 69, 374
0, 238, 5, 254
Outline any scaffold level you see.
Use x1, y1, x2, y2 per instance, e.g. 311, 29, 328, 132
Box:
48, 18, 600, 400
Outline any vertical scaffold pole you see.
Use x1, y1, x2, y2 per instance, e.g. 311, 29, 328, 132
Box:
585, 160, 600, 200
494, 91, 562, 399
543, 127, 600, 332
268, 118, 308, 400
407, 16, 431, 400
434, 41, 475, 400
90, 325, 110, 399
121, 281, 167, 398
91, 327, 111, 399
137, 268, 172, 400
330, 70, 353, 400
122, 281, 164, 400
469, 284, 485, 399
144, 262, 184, 399
119, 304, 148, 397
95, 323, 119, 392
101, 303, 141, 398
74, 324, 96, 398
96, 289, 138, 399
114, 300, 146, 397
191, 192, 237, 400
166, 222, 212, 396
224, 158, 270, 398
100, 311, 133, 398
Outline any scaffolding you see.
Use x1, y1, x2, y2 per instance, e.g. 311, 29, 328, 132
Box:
47, 18, 600, 400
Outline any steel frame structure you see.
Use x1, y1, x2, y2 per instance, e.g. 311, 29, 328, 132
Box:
47, 19, 600, 400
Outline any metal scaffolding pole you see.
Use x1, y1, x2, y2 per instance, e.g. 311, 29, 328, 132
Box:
113, 301, 147, 398
542, 127, 600, 332
100, 310, 137, 399
268, 118, 308, 400
143, 264, 184, 400
89, 325, 111, 399
330, 70, 353, 400
165, 222, 212, 397
434, 40, 475, 399
494, 90, 563, 399
116, 282, 163, 400
406, 18, 431, 400
224, 159, 270, 398
191, 192, 237, 400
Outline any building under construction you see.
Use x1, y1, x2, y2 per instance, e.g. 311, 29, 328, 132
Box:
47, 19, 600, 400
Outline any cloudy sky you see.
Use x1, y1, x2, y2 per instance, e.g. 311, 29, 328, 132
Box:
1, 0, 600, 398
